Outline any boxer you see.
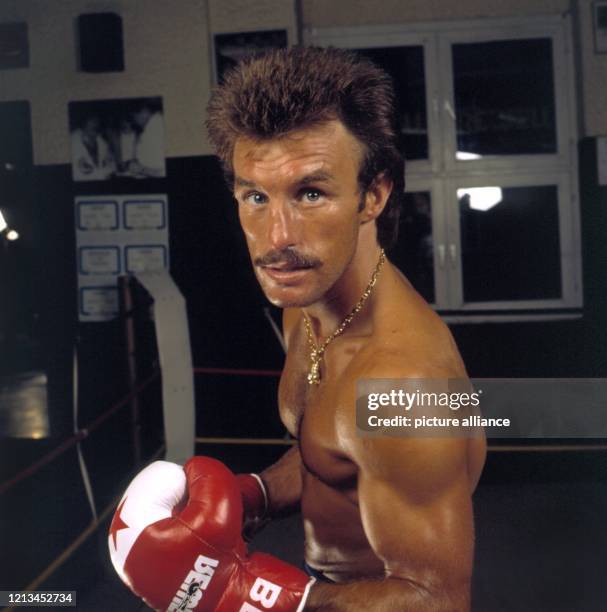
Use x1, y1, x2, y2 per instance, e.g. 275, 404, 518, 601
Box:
110, 47, 486, 610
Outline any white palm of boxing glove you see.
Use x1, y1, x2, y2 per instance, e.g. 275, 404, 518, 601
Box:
108, 457, 314, 611
109, 461, 187, 589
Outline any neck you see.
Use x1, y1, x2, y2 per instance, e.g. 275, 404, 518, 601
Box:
303, 242, 383, 340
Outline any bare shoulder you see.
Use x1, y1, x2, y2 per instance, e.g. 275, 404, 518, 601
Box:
357, 307, 466, 381
368, 263, 467, 378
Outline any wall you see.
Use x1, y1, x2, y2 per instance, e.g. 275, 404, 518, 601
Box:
0, 0, 212, 164
0, 0, 606, 167
209, 0, 297, 36
302, 0, 569, 25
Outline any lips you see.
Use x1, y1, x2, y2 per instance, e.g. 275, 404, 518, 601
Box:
260, 265, 313, 283
264, 263, 310, 272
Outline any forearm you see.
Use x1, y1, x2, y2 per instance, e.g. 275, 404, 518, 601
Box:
305, 578, 469, 612
259, 444, 303, 517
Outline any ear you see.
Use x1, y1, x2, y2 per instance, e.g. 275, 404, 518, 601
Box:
359, 172, 393, 224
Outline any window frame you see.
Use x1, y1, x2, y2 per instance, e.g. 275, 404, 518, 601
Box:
305, 15, 582, 318
401, 177, 448, 309
438, 22, 576, 174
446, 172, 582, 311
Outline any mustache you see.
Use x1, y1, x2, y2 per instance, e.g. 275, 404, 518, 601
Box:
254, 248, 321, 270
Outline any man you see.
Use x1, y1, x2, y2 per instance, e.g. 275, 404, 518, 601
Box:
123, 99, 166, 178
71, 115, 115, 181
109, 47, 485, 611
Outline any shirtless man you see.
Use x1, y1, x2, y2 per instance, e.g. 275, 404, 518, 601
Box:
109, 47, 485, 611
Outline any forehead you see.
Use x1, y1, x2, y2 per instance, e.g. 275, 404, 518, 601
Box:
232, 120, 363, 184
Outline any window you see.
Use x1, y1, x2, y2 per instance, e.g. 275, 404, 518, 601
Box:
306, 16, 581, 320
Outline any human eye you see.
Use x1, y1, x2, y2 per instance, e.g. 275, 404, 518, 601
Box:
242, 191, 268, 205
298, 188, 324, 204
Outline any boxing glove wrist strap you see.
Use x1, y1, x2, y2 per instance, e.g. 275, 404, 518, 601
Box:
238, 472, 269, 521
249, 473, 269, 517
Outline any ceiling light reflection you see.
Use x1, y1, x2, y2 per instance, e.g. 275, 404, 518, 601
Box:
456, 151, 482, 160
458, 187, 503, 212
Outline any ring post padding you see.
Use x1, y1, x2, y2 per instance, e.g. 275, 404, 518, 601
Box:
134, 270, 195, 464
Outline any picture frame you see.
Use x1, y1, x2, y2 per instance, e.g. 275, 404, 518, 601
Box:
68, 97, 166, 182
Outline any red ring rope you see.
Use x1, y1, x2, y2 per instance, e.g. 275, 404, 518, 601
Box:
0, 370, 160, 496
193, 367, 281, 377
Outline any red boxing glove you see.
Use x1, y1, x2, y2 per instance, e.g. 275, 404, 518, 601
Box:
108, 457, 314, 611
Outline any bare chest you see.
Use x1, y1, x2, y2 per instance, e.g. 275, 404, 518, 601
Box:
278, 330, 359, 489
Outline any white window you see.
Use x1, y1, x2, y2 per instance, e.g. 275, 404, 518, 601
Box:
306, 16, 581, 321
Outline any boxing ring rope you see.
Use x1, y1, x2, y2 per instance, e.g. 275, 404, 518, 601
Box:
193, 438, 607, 451
191, 367, 607, 451
0, 370, 160, 497
193, 366, 283, 378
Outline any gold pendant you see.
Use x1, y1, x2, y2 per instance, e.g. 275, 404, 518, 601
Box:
308, 357, 321, 385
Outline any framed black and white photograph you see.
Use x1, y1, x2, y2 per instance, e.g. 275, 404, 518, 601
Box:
594, 1, 607, 53
213, 29, 287, 83
68, 97, 166, 182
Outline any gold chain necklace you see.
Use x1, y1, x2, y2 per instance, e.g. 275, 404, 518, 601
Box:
303, 249, 386, 385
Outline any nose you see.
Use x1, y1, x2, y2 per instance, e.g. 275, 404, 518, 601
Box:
268, 200, 298, 251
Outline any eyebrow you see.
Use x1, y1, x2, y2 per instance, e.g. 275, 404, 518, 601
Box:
296, 172, 334, 186
234, 172, 335, 190
234, 176, 256, 188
